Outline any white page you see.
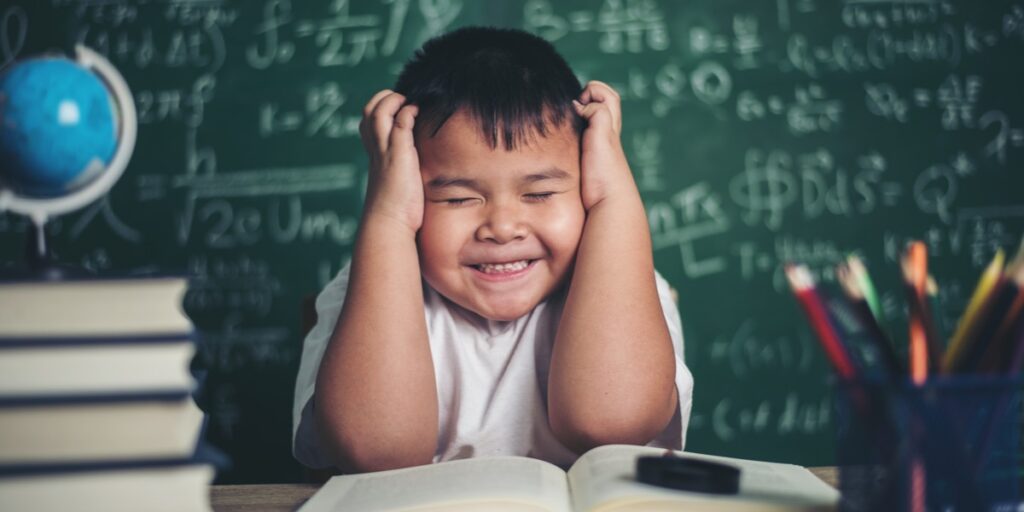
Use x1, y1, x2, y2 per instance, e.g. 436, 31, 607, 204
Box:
566, 445, 838, 512
300, 456, 572, 512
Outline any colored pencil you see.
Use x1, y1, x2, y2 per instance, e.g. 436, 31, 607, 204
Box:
926, 275, 944, 342
1005, 302, 1024, 375
948, 273, 1012, 374
943, 250, 1005, 372
784, 264, 858, 380
836, 262, 903, 378
978, 264, 1024, 373
902, 242, 932, 383
903, 242, 932, 512
974, 259, 1024, 477
847, 254, 884, 322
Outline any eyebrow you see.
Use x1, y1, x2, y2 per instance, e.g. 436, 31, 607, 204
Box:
522, 167, 572, 183
426, 176, 482, 190
426, 167, 572, 190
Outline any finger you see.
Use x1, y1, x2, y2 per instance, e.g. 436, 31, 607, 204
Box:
389, 104, 419, 163
579, 80, 619, 103
360, 89, 395, 155
370, 92, 408, 153
362, 89, 394, 119
579, 81, 621, 134
573, 100, 615, 134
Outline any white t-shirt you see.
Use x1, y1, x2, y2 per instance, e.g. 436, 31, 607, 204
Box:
292, 263, 694, 470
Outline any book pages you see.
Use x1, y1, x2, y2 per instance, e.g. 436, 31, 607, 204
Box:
566, 445, 837, 512
300, 456, 572, 512
0, 464, 214, 512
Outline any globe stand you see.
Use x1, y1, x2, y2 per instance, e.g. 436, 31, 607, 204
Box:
25, 220, 53, 271
20, 220, 92, 280
0, 45, 136, 280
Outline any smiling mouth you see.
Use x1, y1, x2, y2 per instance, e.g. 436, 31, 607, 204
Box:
471, 259, 536, 274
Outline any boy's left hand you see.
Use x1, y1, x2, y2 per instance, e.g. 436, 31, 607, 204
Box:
573, 81, 637, 211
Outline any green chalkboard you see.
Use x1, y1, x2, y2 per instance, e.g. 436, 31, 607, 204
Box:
2, 0, 1023, 484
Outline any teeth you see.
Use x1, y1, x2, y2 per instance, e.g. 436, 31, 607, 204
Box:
476, 260, 530, 274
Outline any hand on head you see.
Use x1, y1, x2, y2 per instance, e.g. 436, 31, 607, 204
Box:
359, 89, 424, 234
572, 81, 635, 211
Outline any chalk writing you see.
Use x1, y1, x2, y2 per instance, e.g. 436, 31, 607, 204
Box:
194, 313, 292, 372
178, 191, 359, 248
707, 319, 814, 378
186, 256, 281, 316
629, 129, 664, 191
687, 15, 765, 69
0, 6, 26, 68
729, 148, 902, 231
525, 0, 670, 54
864, 74, 984, 130
247, 0, 450, 70
736, 83, 843, 135
77, 20, 230, 72
787, 24, 965, 77
711, 392, 831, 442
608, 61, 733, 116
840, 1, 953, 29
259, 82, 360, 139
69, 196, 141, 244
135, 74, 216, 127
649, 182, 731, 279
247, 0, 295, 69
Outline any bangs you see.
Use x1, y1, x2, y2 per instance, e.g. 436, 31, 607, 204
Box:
395, 27, 585, 150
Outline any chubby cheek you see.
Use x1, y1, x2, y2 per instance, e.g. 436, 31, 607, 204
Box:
417, 208, 472, 279
542, 200, 585, 269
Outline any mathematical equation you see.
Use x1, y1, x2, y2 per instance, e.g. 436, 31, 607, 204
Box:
696, 392, 832, 443
865, 75, 1024, 164
524, 0, 670, 54
246, 0, 458, 69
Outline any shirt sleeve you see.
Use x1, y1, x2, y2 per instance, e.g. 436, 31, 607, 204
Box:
646, 270, 695, 450
292, 263, 351, 469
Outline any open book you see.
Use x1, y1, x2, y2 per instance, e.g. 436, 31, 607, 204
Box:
299, 444, 838, 512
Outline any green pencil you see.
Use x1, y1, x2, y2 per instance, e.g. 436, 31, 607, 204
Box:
847, 255, 883, 322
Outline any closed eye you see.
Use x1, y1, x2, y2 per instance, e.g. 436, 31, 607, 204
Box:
524, 192, 555, 203
444, 198, 475, 206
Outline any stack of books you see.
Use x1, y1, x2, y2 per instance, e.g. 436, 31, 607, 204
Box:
0, 276, 216, 511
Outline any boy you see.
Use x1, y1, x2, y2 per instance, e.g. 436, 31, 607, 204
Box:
293, 27, 693, 473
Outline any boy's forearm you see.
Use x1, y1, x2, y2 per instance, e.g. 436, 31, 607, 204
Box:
549, 191, 677, 453
315, 213, 438, 472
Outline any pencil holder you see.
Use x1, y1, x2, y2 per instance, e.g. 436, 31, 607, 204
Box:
834, 376, 1024, 512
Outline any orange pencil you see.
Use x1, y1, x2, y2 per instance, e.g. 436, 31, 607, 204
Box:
903, 242, 930, 383
903, 242, 929, 512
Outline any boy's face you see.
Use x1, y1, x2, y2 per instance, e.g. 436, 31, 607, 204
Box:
416, 109, 585, 321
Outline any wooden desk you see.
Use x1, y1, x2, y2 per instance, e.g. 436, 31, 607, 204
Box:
211, 484, 319, 512
210, 467, 839, 511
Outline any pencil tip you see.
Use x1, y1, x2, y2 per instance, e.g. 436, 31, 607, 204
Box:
784, 263, 813, 290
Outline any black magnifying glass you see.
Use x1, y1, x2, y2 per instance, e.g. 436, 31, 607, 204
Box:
636, 452, 741, 495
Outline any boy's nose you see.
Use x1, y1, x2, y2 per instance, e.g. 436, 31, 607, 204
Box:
476, 201, 527, 244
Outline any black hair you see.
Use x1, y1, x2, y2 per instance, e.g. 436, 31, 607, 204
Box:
394, 26, 584, 151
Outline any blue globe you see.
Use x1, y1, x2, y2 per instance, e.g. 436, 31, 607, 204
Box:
0, 57, 117, 198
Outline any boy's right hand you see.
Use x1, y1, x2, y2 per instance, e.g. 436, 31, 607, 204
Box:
359, 90, 423, 235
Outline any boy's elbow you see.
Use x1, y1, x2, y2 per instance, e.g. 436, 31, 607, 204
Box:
328, 439, 435, 474
549, 400, 674, 454
313, 397, 436, 473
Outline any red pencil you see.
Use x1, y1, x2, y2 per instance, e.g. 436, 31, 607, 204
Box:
785, 264, 857, 380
